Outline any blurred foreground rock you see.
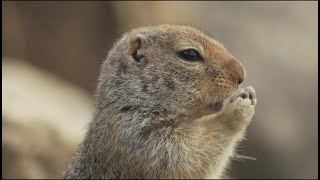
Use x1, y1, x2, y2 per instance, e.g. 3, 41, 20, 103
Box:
2, 58, 93, 178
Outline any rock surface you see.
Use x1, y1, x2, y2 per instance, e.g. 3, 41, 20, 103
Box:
2, 59, 93, 178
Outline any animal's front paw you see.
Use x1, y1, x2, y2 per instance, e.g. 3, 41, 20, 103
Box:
230, 86, 257, 106
221, 86, 257, 128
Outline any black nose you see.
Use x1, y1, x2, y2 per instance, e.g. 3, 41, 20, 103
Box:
225, 58, 246, 86
237, 77, 244, 85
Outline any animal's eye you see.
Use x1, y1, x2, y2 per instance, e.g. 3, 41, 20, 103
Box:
178, 48, 203, 62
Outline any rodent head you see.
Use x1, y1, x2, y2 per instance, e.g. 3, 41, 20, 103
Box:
98, 25, 245, 118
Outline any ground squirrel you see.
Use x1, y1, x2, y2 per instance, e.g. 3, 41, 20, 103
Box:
63, 24, 257, 179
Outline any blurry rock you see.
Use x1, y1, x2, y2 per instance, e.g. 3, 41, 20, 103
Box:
2, 58, 93, 178
2, 117, 75, 178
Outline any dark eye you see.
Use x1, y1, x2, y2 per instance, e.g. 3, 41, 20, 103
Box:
178, 48, 203, 62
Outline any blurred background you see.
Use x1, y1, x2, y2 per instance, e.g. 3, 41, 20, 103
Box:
2, 1, 318, 179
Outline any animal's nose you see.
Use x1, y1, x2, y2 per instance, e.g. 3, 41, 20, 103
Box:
237, 76, 244, 85
227, 58, 246, 86
234, 61, 245, 86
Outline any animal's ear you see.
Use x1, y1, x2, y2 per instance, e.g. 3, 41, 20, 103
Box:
127, 36, 144, 62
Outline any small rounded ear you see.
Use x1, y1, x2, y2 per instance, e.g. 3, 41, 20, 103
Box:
127, 36, 144, 62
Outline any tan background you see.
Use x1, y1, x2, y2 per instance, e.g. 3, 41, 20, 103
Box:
2, 1, 318, 179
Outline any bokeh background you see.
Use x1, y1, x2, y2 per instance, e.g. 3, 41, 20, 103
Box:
2, 1, 318, 179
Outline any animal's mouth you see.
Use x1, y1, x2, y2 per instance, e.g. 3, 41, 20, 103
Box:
205, 100, 224, 113
203, 93, 230, 114
190, 94, 229, 120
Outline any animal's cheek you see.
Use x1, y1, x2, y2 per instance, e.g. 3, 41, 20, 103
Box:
199, 77, 217, 103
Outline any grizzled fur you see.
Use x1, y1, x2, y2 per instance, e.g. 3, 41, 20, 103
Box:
63, 25, 257, 179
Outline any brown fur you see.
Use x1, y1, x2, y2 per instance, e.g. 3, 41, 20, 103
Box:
63, 24, 257, 179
